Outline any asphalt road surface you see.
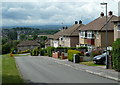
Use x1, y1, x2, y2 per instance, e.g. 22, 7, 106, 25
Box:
15, 56, 118, 84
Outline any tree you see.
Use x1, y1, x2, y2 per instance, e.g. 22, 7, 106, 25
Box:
20, 34, 27, 41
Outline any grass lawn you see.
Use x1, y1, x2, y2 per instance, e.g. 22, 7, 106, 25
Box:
80, 61, 105, 66
2, 54, 26, 85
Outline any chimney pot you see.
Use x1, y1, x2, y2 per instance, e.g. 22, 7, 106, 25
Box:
63, 27, 65, 29
65, 26, 68, 29
79, 20, 82, 24
75, 21, 78, 24
100, 12, 104, 17
109, 11, 113, 16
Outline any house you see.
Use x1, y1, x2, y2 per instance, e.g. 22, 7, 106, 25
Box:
79, 11, 117, 51
112, 16, 120, 41
59, 21, 84, 47
17, 40, 40, 52
45, 29, 66, 48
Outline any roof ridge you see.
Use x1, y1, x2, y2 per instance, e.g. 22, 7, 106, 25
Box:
70, 24, 83, 36
99, 15, 114, 31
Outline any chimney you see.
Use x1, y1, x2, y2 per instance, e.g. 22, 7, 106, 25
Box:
63, 27, 65, 30
109, 11, 113, 16
75, 21, 78, 24
100, 12, 104, 17
65, 26, 68, 29
79, 20, 82, 24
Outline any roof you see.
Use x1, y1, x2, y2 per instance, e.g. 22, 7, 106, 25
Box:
51, 29, 67, 40
17, 40, 40, 47
111, 16, 120, 22
79, 15, 117, 31
45, 40, 50, 45
60, 24, 84, 36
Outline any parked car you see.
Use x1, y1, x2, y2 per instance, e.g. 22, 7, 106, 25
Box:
93, 52, 108, 64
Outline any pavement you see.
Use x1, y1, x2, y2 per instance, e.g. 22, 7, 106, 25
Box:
49, 56, 120, 82
15, 56, 119, 84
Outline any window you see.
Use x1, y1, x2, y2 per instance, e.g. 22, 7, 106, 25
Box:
80, 31, 87, 38
87, 31, 94, 39
117, 25, 120, 31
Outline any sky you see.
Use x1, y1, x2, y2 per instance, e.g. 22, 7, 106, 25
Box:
1, 0, 120, 26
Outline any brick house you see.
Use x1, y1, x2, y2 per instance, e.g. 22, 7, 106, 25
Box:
79, 11, 117, 51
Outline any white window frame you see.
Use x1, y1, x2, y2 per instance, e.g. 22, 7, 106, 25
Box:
87, 31, 94, 39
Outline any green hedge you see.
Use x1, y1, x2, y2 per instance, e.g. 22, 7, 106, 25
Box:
112, 38, 120, 71
40, 48, 47, 56
54, 46, 88, 53
47, 47, 55, 57
67, 50, 82, 61
30, 47, 40, 56
18, 49, 30, 54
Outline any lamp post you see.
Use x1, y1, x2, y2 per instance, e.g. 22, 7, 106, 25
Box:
100, 2, 109, 69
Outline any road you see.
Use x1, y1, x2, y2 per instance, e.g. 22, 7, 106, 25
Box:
15, 56, 118, 84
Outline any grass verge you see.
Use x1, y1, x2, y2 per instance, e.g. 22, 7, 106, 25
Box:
80, 61, 105, 66
2, 54, 26, 85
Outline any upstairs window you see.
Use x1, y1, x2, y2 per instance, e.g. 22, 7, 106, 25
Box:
117, 25, 120, 31
80, 31, 87, 38
87, 31, 94, 39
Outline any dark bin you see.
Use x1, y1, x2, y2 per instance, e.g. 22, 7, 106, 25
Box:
73, 54, 80, 63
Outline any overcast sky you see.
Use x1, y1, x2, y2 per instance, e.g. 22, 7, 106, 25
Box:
1, 0, 119, 26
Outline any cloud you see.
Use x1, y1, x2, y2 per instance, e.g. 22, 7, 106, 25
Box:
1, 1, 119, 26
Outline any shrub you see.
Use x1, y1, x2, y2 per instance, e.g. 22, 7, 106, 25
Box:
46, 47, 55, 57
77, 46, 88, 51
40, 48, 47, 56
67, 50, 82, 61
112, 38, 120, 72
30, 47, 40, 56
17, 49, 30, 54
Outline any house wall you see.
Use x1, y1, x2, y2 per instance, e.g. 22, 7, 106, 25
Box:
64, 37, 71, 47
70, 36, 79, 47
53, 40, 59, 47
59, 36, 64, 47
95, 31, 114, 47
114, 22, 120, 41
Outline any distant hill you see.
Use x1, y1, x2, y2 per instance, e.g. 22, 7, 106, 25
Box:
2, 25, 71, 30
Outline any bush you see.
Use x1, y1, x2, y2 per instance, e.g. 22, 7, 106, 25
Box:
46, 47, 55, 57
40, 48, 47, 56
17, 49, 30, 54
112, 38, 120, 71
77, 46, 88, 51
67, 50, 82, 61
30, 47, 40, 56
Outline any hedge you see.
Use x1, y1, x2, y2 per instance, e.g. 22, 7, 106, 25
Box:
17, 49, 30, 54
67, 50, 82, 61
30, 47, 40, 56
40, 48, 47, 56
46, 47, 55, 57
54, 46, 87, 54
112, 38, 120, 71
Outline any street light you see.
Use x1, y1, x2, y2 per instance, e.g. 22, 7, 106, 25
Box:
100, 2, 109, 69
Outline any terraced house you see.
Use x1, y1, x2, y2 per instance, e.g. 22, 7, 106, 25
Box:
79, 11, 117, 51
